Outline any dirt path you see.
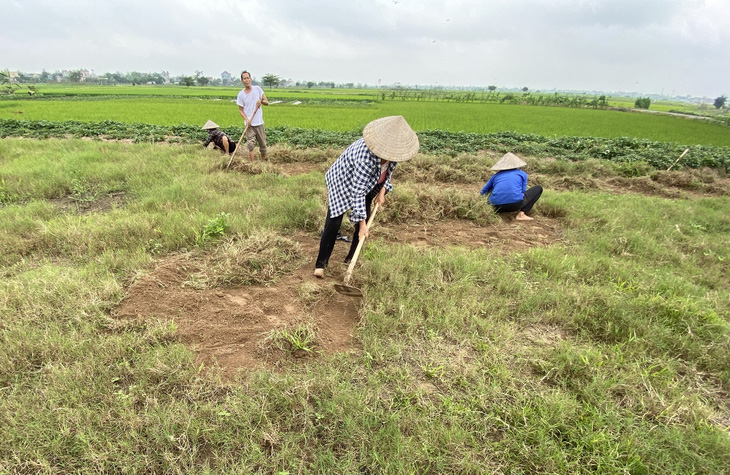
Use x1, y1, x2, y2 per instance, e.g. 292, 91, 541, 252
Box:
113, 217, 562, 379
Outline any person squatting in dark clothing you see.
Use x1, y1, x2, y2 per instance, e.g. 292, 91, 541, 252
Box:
202, 120, 236, 155
480, 152, 542, 220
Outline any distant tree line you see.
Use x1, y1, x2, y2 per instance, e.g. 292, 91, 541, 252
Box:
376, 89, 612, 109
7, 69, 171, 85
6, 69, 235, 86
5, 68, 728, 110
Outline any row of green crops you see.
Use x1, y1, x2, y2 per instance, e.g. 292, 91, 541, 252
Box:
2, 119, 728, 171
2, 96, 729, 146
11, 84, 379, 101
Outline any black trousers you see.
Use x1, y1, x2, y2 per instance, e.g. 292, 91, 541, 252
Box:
492, 186, 543, 214
315, 192, 375, 269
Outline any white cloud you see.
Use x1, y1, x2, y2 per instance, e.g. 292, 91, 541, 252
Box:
1, 0, 726, 97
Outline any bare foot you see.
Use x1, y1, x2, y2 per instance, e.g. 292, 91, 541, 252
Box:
313, 268, 324, 278
515, 211, 534, 221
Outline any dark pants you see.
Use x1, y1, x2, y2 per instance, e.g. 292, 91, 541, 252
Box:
492, 186, 543, 214
315, 193, 375, 269
213, 135, 236, 154
215, 140, 236, 154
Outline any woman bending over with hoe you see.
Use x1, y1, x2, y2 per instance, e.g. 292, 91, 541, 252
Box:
314, 116, 419, 278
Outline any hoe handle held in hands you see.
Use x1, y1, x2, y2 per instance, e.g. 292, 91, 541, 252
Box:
342, 202, 380, 285
226, 104, 261, 169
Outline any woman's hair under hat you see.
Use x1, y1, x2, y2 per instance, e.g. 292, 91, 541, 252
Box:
362, 116, 419, 162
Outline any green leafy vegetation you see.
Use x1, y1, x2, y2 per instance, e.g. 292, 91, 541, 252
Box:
263, 323, 319, 355
635, 97, 652, 109
3, 118, 729, 171
194, 212, 231, 246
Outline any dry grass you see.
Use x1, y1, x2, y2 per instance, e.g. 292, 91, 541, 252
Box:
184, 232, 306, 288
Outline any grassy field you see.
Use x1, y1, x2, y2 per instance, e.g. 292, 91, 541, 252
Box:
26, 84, 716, 111
2, 95, 730, 146
0, 137, 729, 472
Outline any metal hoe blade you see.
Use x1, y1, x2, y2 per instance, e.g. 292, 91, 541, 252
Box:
333, 283, 363, 298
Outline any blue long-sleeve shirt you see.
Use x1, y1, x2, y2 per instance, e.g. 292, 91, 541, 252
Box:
480, 169, 528, 205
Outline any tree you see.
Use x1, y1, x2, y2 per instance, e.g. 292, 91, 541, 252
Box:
1, 69, 20, 94
2, 69, 36, 95
262, 73, 281, 88
128, 72, 145, 85
196, 76, 209, 86
106, 72, 127, 84
68, 70, 83, 82
634, 97, 651, 109
714, 95, 727, 109
180, 76, 195, 87
488, 85, 496, 91
148, 73, 165, 85
522, 86, 528, 92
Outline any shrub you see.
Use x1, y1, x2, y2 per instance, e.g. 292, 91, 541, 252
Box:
634, 97, 651, 109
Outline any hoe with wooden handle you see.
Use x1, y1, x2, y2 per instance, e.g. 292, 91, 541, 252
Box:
226, 104, 261, 169
334, 202, 380, 297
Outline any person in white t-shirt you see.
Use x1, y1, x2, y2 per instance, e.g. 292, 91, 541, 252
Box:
236, 71, 269, 161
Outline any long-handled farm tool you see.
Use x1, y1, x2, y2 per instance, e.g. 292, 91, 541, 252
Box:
334, 203, 380, 297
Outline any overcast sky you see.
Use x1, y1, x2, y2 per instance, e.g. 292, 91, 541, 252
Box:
2, 0, 727, 97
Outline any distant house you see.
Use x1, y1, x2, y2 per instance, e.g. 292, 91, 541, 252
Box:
221, 71, 232, 84
8, 71, 20, 83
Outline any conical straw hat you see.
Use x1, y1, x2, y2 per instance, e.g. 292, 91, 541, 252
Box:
490, 152, 526, 171
362, 116, 419, 162
201, 120, 219, 130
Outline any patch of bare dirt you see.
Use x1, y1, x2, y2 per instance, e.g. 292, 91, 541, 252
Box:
113, 234, 361, 380
379, 217, 563, 252
521, 324, 569, 347
222, 159, 324, 177
276, 162, 325, 176
49, 192, 126, 214
112, 217, 563, 379
80, 137, 135, 144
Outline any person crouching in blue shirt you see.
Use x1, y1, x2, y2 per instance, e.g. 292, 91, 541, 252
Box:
314, 116, 419, 278
480, 152, 542, 221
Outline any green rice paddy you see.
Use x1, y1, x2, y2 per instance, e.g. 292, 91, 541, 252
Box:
2, 88, 729, 146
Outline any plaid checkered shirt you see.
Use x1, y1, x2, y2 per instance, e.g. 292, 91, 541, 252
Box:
325, 138, 396, 223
